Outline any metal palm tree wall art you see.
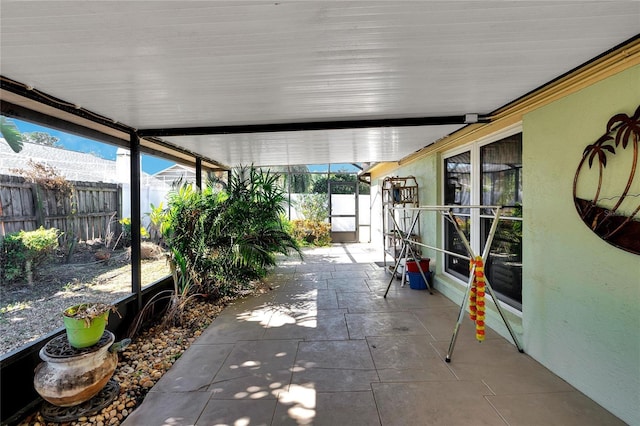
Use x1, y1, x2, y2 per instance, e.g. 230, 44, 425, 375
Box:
573, 105, 640, 255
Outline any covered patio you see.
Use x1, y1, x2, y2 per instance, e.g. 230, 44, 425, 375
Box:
1, 2, 639, 424
123, 244, 622, 426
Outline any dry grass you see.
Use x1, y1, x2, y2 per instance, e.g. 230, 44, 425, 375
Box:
0, 242, 170, 355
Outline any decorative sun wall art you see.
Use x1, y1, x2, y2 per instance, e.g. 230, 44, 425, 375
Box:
573, 105, 640, 255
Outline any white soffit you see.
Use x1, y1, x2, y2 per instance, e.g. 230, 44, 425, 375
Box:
163, 125, 465, 166
1, 1, 639, 166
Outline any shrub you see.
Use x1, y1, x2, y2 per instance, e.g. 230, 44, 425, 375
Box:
145, 202, 165, 244
298, 193, 328, 222
117, 217, 149, 248
291, 219, 331, 246
163, 166, 301, 297
0, 227, 59, 284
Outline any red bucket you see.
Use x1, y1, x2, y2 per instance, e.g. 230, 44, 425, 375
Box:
406, 258, 430, 273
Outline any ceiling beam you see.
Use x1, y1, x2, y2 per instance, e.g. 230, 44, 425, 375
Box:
138, 114, 490, 138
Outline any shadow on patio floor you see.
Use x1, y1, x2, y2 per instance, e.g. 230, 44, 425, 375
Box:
124, 243, 623, 426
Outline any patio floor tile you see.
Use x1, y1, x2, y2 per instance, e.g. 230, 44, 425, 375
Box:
214, 340, 300, 382
194, 314, 268, 344
274, 389, 381, 426
373, 381, 503, 426
123, 244, 625, 425
294, 267, 335, 281
431, 339, 574, 394
326, 277, 371, 292
197, 399, 277, 426
337, 291, 403, 313
276, 278, 330, 290
263, 309, 349, 341
295, 340, 375, 370
151, 344, 234, 392
345, 311, 428, 339
208, 370, 292, 400
271, 289, 339, 311
331, 270, 370, 279
291, 367, 379, 392
123, 391, 210, 425
410, 306, 503, 341
486, 392, 627, 426
366, 335, 456, 382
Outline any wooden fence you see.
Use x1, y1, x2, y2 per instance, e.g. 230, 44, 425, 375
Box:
0, 175, 121, 243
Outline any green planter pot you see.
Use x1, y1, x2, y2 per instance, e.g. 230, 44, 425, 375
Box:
63, 307, 109, 349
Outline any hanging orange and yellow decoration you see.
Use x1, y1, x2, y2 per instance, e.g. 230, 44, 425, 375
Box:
469, 256, 486, 342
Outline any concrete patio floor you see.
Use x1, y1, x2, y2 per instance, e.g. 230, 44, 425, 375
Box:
123, 244, 623, 426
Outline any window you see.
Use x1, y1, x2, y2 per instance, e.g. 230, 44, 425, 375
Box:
443, 131, 523, 310
444, 151, 471, 278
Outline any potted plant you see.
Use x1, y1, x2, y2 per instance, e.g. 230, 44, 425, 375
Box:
62, 303, 118, 349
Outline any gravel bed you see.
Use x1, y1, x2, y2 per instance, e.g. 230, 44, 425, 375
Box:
17, 297, 225, 426
15, 282, 271, 426
2, 240, 276, 425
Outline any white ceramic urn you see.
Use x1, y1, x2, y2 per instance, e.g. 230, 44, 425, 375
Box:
34, 331, 117, 407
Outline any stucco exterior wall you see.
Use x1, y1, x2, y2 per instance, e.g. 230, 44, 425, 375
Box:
522, 64, 640, 424
370, 156, 441, 264
369, 64, 639, 424
370, 151, 523, 344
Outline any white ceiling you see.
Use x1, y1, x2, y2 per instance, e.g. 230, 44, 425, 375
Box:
1, 1, 639, 167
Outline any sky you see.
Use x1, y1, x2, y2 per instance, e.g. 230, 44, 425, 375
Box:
12, 118, 175, 174
10, 118, 361, 174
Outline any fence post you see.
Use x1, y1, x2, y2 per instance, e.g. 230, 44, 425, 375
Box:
117, 184, 123, 238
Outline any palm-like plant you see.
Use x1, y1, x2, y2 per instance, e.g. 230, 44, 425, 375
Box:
162, 166, 301, 296
218, 166, 300, 275
1, 116, 23, 153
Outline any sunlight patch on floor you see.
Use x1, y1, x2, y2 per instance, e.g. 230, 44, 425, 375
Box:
278, 384, 316, 425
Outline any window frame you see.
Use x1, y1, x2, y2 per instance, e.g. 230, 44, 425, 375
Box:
441, 124, 523, 311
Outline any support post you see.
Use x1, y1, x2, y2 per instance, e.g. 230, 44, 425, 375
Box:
130, 131, 142, 311
195, 157, 202, 191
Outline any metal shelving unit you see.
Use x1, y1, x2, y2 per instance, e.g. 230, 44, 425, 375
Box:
382, 176, 420, 270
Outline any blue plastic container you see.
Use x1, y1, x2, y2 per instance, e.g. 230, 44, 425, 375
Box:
407, 271, 430, 290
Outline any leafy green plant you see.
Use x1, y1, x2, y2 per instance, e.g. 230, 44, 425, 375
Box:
0, 235, 26, 282
116, 217, 149, 248
298, 193, 328, 222
127, 247, 201, 336
279, 213, 294, 235
11, 160, 79, 261
145, 202, 166, 244
162, 165, 301, 297
292, 194, 331, 246
0, 227, 60, 284
311, 172, 369, 195
0, 116, 23, 153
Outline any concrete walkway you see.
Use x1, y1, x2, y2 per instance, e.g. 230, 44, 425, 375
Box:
124, 244, 623, 425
